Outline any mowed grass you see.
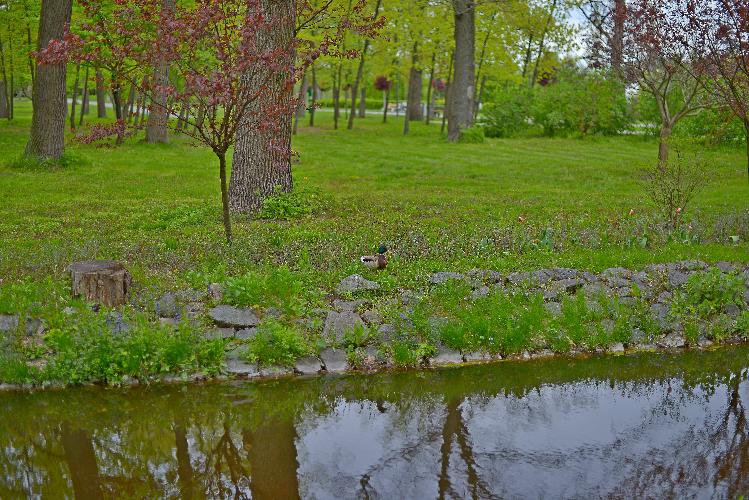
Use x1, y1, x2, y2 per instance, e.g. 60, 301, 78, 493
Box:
0, 99, 748, 294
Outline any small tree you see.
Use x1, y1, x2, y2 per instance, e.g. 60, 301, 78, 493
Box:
51, 0, 377, 243
624, 0, 707, 165
374, 75, 391, 123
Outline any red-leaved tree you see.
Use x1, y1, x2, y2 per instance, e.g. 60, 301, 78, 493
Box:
43, 0, 383, 242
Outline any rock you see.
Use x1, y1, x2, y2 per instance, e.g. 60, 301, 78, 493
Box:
531, 349, 555, 359
550, 268, 580, 281
320, 348, 348, 372
431, 348, 464, 366
205, 328, 236, 340
507, 272, 532, 286
659, 333, 686, 349
466, 269, 504, 284
609, 343, 625, 353
605, 277, 632, 289
337, 274, 380, 294
744, 289, 749, 305
175, 288, 204, 303
553, 278, 584, 295
323, 311, 365, 343
464, 351, 494, 362
0, 315, 19, 333
676, 260, 708, 272
656, 291, 673, 304
156, 293, 179, 318
603, 267, 632, 280
259, 366, 293, 377
698, 336, 714, 348
265, 307, 282, 319
582, 282, 609, 298
184, 302, 205, 319
724, 304, 742, 319
400, 290, 423, 305
333, 299, 370, 312
717, 261, 738, 273
531, 269, 555, 286
159, 317, 179, 327
377, 324, 395, 341
429, 272, 466, 285
544, 302, 562, 316
106, 312, 130, 334
428, 316, 449, 335
208, 283, 224, 302
25, 318, 45, 336
631, 328, 647, 345
294, 356, 323, 375
69, 260, 132, 307
362, 309, 382, 325
208, 305, 259, 328
471, 286, 491, 299
650, 303, 672, 330
235, 328, 258, 341
667, 270, 690, 290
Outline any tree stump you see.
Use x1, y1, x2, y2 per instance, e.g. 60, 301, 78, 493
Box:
69, 260, 132, 307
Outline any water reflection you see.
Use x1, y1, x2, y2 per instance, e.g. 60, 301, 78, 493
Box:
2, 348, 749, 498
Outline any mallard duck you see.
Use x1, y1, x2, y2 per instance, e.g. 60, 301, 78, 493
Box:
360, 245, 388, 270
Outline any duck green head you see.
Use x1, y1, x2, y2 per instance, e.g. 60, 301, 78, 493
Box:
378, 245, 388, 254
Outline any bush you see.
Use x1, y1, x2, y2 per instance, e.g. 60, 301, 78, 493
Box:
243, 319, 309, 367
458, 126, 485, 144
481, 84, 533, 138
642, 149, 708, 229
671, 268, 746, 319
257, 187, 322, 220
223, 267, 306, 316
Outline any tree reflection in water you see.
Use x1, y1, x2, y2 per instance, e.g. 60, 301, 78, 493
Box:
1, 348, 749, 498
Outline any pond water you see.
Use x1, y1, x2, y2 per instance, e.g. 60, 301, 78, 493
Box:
2, 348, 749, 499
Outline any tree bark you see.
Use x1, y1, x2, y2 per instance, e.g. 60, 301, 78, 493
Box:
611, 0, 625, 79
659, 124, 672, 165
229, 0, 295, 214
79, 65, 90, 126
69, 260, 132, 307
425, 52, 435, 124
358, 86, 366, 118
26, 23, 35, 96
406, 42, 423, 122
70, 62, 80, 132
0, 82, 7, 119
441, 51, 454, 135
309, 63, 317, 127
24, 0, 72, 161
96, 69, 107, 118
448, 0, 475, 142
744, 118, 749, 182
218, 152, 233, 243
382, 88, 389, 123
0, 37, 9, 119
125, 83, 136, 123
145, 0, 175, 143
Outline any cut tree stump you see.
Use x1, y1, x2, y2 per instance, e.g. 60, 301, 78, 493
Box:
69, 260, 132, 307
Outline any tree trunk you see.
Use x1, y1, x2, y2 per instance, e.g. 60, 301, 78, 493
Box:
145, 0, 175, 143
425, 52, 436, 124
7, 24, 14, 119
531, 0, 558, 88
95, 69, 107, 118
125, 83, 136, 123
70, 62, 80, 132
611, 0, 625, 79
333, 74, 341, 129
474, 74, 487, 121
309, 63, 317, 127
744, 118, 749, 182
79, 65, 90, 126
112, 83, 125, 145
0, 82, 7, 119
26, 23, 35, 96
659, 125, 672, 165
229, 0, 295, 214
348, 0, 381, 130
382, 88, 389, 123
24, 0, 72, 161
218, 152, 232, 243
406, 42, 423, 122
441, 51, 455, 135
358, 87, 366, 118
175, 102, 188, 132
448, 0, 475, 142
243, 419, 301, 500
69, 260, 132, 307
61, 425, 103, 500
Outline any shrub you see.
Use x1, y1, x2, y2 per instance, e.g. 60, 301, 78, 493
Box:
642, 148, 707, 229
256, 187, 322, 220
671, 268, 745, 319
458, 126, 485, 144
243, 319, 309, 367
223, 267, 306, 316
481, 84, 533, 138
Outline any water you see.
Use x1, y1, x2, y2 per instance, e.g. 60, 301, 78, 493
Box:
2, 348, 749, 499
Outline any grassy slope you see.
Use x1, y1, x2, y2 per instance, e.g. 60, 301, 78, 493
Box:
0, 99, 748, 294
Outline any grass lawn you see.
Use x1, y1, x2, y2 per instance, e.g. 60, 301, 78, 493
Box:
1, 99, 747, 295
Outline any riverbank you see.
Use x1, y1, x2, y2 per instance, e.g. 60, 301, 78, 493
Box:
1, 260, 748, 391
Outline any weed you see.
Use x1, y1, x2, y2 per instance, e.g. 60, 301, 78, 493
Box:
243, 319, 309, 367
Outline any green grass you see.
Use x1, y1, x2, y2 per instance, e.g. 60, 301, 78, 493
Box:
1, 98, 748, 298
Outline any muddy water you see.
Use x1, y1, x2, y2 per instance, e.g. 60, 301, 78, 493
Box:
2, 348, 749, 498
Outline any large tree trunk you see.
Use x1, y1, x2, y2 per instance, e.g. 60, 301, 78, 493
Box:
611, 0, 625, 79
448, 0, 475, 142
145, 0, 175, 144
125, 83, 136, 123
229, 0, 295, 214
659, 124, 672, 165
24, 0, 72, 161
95, 69, 107, 118
425, 52, 435, 125
358, 87, 366, 118
406, 43, 423, 122
744, 118, 749, 182
0, 37, 9, 119
70, 62, 80, 132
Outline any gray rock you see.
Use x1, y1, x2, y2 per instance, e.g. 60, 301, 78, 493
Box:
259, 365, 293, 377
531, 269, 555, 286
205, 327, 236, 340
724, 304, 742, 319
466, 269, 504, 284
208, 305, 259, 328
323, 311, 365, 342
400, 290, 423, 305
717, 261, 738, 273
333, 299, 370, 312
208, 283, 224, 302
543, 288, 561, 301
544, 302, 562, 316
431, 348, 464, 366
0, 315, 20, 333
582, 282, 609, 298
553, 278, 584, 294
320, 348, 348, 372
362, 309, 383, 325
265, 307, 282, 319
235, 328, 258, 341
159, 317, 179, 327
377, 324, 395, 341
429, 272, 466, 285
677, 260, 707, 272
631, 328, 647, 344
656, 291, 673, 304
650, 303, 672, 330
156, 293, 179, 318
464, 351, 494, 362
609, 342, 625, 353
698, 336, 714, 348
294, 356, 323, 375
106, 312, 130, 334
744, 289, 749, 305
667, 270, 690, 290
337, 274, 380, 294
24, 318, 45, 336
185, 302, 205, 318
659, 333, 686, 349
507, 272, 532, 286
175, 288, 204, 303
225, 349, 259, 376
471, 286, 491, 299
605, 277, 632, 289
550, 268, 580, 281
603, 267, 632, 280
